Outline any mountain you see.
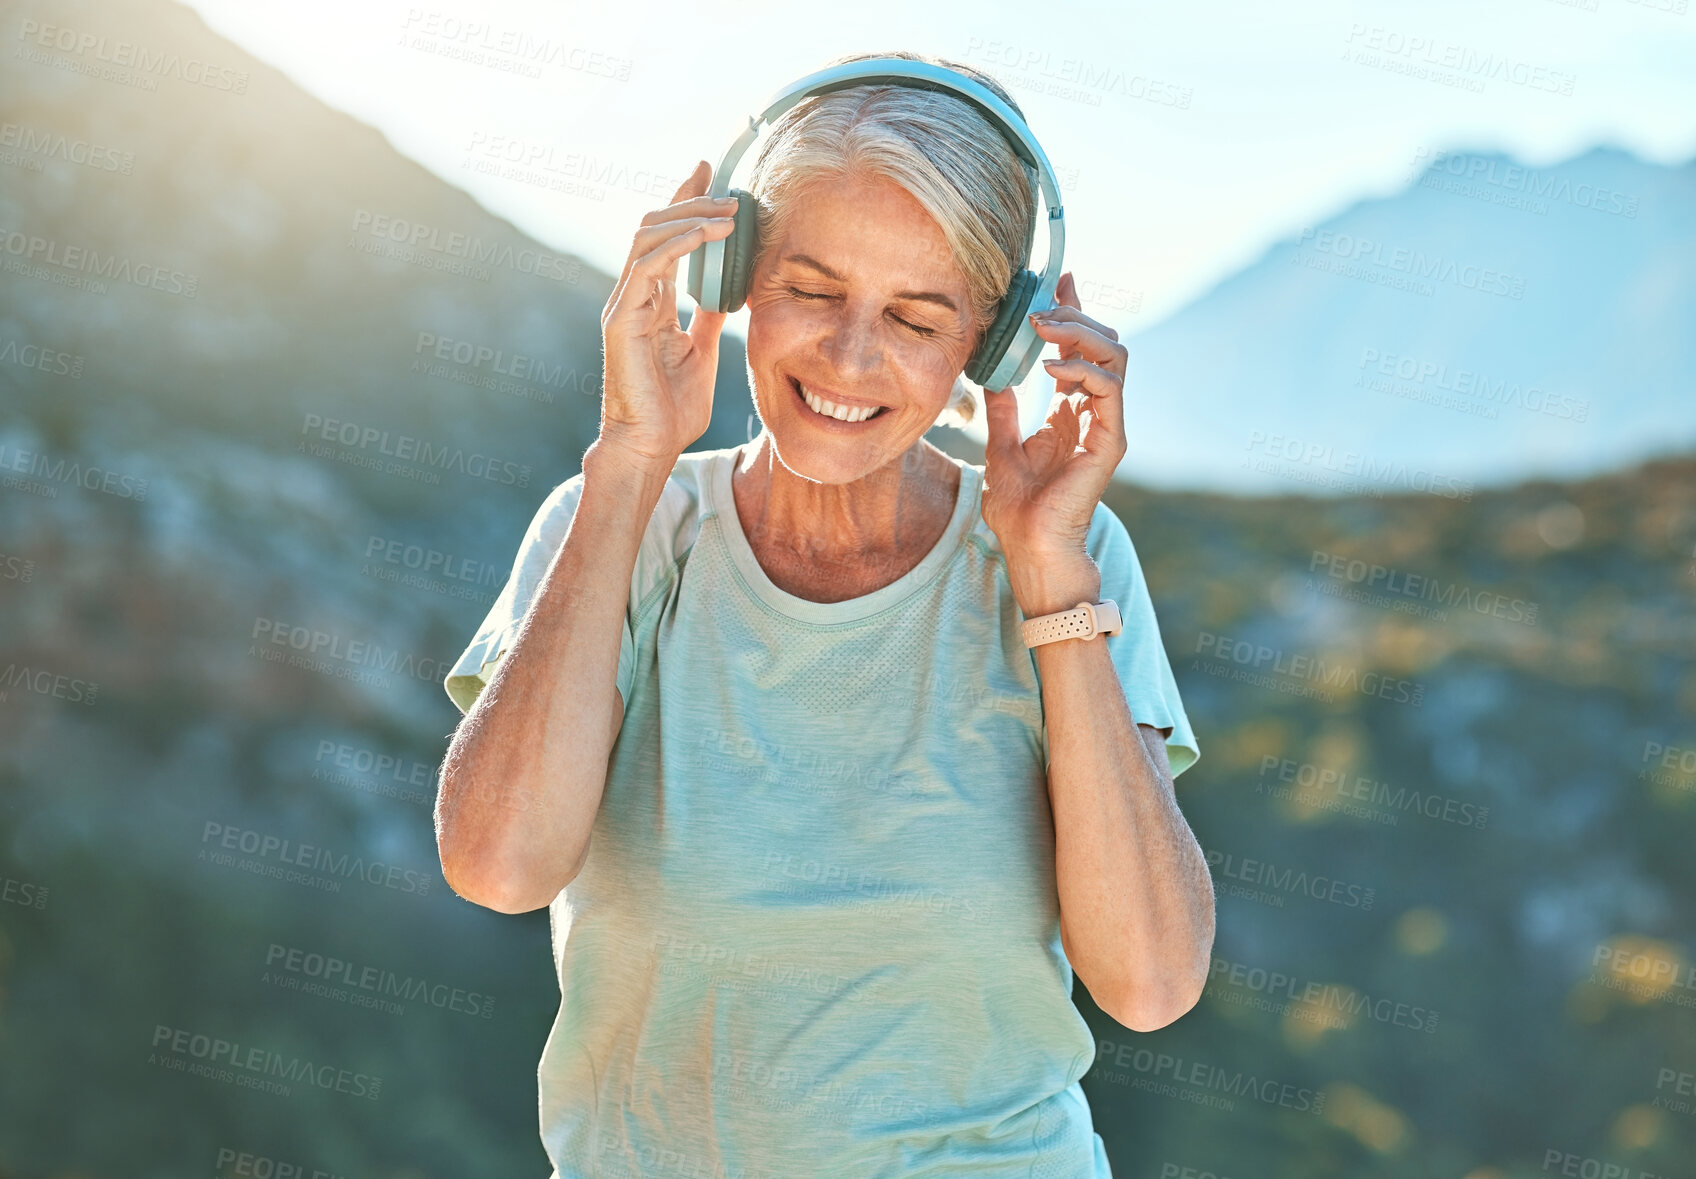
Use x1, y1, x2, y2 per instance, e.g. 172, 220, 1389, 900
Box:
4, 0, 1696, 1176
1117, 145, 1696, 496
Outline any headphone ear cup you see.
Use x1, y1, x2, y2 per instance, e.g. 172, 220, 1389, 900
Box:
966, 269, 1038, 387
718, 188, 760, 313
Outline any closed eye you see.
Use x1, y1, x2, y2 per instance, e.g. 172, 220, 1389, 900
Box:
785, 287, 935, 336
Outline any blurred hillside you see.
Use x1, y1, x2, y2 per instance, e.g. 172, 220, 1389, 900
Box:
1118, 145, 1696, 496
2, 0, 1696, 1176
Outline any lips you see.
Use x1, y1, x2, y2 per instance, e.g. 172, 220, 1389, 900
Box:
788, 375, 890, 424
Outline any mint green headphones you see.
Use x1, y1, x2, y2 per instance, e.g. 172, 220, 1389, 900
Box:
684, 56, 1067, 394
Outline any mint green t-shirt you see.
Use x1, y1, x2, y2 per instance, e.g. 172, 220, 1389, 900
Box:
445, 444, 1199, 1179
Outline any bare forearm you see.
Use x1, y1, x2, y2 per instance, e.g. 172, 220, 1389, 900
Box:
1013, 557, 1215, 1030
437, 441, 670, 911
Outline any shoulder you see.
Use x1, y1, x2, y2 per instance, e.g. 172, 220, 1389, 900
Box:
525, 444, 731, 594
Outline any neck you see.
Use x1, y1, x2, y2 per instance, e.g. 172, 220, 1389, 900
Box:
732, 435, 960, 561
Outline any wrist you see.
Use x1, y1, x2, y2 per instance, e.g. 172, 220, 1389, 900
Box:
1006, 551, 1102, 618
583, 436, 675, 500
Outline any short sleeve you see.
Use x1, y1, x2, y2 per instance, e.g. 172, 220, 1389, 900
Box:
1085, 502, 1201, 778
443, 475, 635, 716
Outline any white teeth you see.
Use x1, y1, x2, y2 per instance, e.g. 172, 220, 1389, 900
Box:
799, 381, 882, 423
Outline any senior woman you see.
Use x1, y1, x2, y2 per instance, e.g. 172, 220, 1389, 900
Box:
437, 50, 1212, 1179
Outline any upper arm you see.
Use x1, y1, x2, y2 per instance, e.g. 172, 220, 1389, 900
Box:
1137, 722, 1173, 791
1087, 503, 1201, 779
443, 476, 639, 718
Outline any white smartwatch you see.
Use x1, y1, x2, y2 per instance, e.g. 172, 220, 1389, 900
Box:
1020, 600, 1123, 648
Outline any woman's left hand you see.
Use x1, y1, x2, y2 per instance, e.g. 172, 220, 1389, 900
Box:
981, 271, 1127, 600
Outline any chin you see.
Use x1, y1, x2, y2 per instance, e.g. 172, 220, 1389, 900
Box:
756, 370, 937, 483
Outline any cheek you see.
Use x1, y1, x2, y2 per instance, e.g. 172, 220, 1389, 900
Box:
895, 335, 971, 393
746, 301, 818, 362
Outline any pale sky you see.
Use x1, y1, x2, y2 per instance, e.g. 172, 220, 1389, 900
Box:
180, 0, 1696, 439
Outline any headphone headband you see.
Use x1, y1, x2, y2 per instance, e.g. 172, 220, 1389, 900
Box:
693, 57, 1067, 393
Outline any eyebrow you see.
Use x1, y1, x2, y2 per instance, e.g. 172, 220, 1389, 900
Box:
783, 253, 960, 313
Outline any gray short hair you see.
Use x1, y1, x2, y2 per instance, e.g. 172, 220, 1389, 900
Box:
745, 50, 1038, 429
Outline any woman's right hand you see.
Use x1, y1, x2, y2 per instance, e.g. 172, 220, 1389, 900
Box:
595, 159, 739, 473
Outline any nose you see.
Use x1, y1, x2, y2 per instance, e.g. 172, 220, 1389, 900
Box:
819, 305, 885, 384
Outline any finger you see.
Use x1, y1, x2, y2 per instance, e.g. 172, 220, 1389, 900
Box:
1040, 358, 1124, 452
1040, 356, 1119, 393
1017, 315, 1126, 385
669, 159, 711, 205
1030, 306, 1120, 345
643, 194, 739, 229
686, 301, 728, 351
628, 214, 738, 259
607, 162, 722, 318
610, 218, 735, 323
610, 217, 734, 321
981, 386, 1025, 470
1057, 270, 1080, 309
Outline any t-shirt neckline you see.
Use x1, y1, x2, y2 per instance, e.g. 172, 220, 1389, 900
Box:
706, 444, 981, 625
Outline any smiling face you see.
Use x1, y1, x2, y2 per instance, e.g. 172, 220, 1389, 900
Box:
742, 171, 979, 484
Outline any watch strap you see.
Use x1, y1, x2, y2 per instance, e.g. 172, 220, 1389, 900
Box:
1020, 600, 1123, 648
